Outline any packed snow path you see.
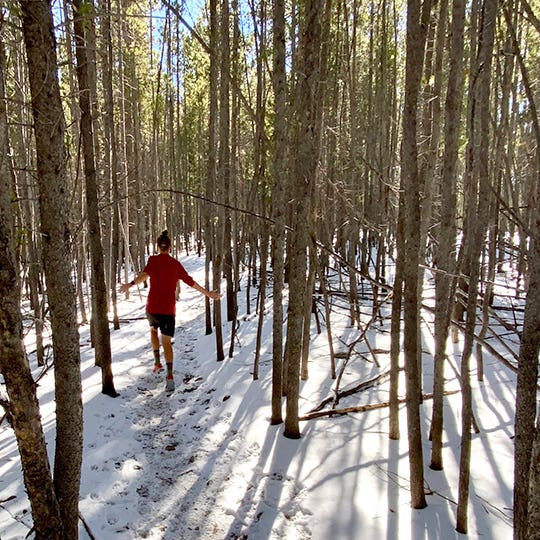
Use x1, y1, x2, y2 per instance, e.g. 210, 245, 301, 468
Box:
78, 275, 313, 540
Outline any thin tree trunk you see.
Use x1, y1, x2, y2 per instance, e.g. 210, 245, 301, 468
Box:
205, 0, 219, 339
301, 250, 317, 380
76, 239, 89, 326
227, 0, 241, 358
72, 0, 118, 397
504, 5, 540, 537
400, 0, 431, 510
456, 0, 498, 532
430, 0, 465, 471
213, 0, 230, 362
284, 0, 326, 440
115, 6, 130, 296
270, 0, 287, 426
452, 0, 480, 336
389, 191, 404, 441
253, 231, 269, 380
251, 0, 268, 373
100, 0, 121, 330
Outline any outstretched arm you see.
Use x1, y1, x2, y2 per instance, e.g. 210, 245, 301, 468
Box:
192, 281, 222, 300
119, 271, 149, 294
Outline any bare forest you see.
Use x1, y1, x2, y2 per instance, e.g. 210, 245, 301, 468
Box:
0, 0, 539, 539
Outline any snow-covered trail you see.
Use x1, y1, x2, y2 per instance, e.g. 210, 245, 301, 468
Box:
1, 253, 516, 540
78, 260, 312, 540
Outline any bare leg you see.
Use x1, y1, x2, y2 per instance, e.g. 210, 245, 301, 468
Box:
162, 334, 173, 365
150, 327, 163, 370
162, 334, 175, 391
150, 327, 160, 350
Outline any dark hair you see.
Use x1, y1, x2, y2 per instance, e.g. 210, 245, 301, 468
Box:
157, 230, 171, 251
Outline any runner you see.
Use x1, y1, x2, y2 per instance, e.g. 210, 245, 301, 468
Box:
120, 230, 220, 391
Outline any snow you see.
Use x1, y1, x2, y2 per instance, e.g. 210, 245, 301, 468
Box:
0, 253, 516, 539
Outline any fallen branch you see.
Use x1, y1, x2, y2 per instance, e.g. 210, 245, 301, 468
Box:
475, 494, 513, 526
309, 369, 392, 413
79, 512, 96, 540
422, 303, 520, 373
299, 390, 460, 421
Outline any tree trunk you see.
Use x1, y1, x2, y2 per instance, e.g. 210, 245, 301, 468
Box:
204, 0, 218, 340
284, 0, 326, 440
100, 0, 121, 330
400, 0, 431, 510
253, 231, 269, 380
528, 413, 540, 540
212, 0, 229, 362
389, 186, 404, 441
20, 1, 84, 537
456, 0, 498, 532
226, 0, 241, 358
72, 0, 118, 398
270, 0, 287, 426
430, 0, 465, 471
301, 250, 317, 380
0, 27, 64, 540
504, 4, 540, 537
116, 8, 130, 297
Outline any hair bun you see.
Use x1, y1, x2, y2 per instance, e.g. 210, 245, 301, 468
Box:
157, 230, 172, 250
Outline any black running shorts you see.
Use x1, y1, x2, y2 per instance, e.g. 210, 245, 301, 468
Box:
146, 312, 176, 337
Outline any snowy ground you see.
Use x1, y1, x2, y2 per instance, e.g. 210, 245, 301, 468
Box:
0, 253, 516, 539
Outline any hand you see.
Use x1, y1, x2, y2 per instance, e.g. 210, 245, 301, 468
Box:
209, 289, 222, 300
119, 283, 131, 294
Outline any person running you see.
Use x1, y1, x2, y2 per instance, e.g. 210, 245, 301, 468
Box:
120, 230, 220, 392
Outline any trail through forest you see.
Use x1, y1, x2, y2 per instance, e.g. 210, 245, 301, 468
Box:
0, 255, 516, 539
1, 0, 538, 537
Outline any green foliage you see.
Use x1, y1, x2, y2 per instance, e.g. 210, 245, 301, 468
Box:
79, 0, 93, 18
6, 3, 22, 19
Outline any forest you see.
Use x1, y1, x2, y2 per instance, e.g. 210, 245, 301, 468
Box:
0, 0, 539, 538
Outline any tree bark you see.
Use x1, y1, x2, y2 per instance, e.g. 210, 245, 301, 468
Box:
456, 0, 498, 532
99, 0, 121, 330
284, 0, 326, 439
72, 0, 118, 398
226, 0, 241, 359
270, 0, 287, 425
204, 0, 219, 341
389, 190, 404, 441
430, 0, 465, 471
400, 0, 431, 510
20, 1, 84, 536
504, 5, 540, 538
0, 25, 64, 540
528, 412, 540, 540
213, 0, 229, 361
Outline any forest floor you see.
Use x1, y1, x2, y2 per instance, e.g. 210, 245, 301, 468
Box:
0, 253, 517, 539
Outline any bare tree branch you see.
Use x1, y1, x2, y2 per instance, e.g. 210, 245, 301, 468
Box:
300, 390, 460, 421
